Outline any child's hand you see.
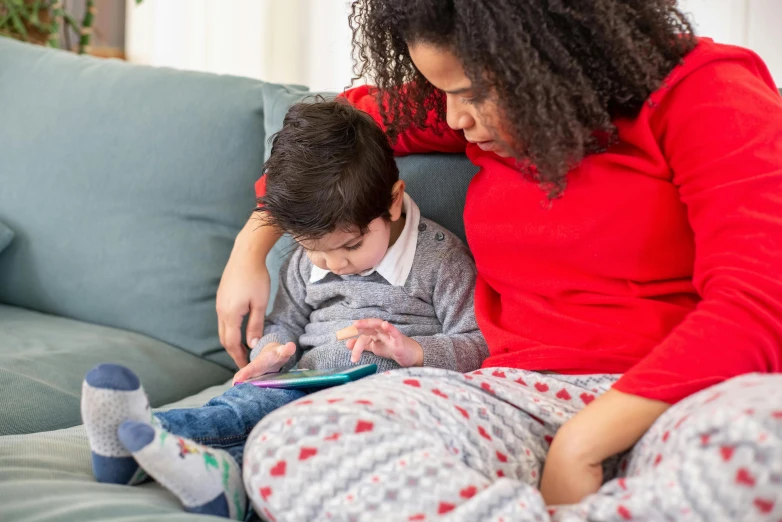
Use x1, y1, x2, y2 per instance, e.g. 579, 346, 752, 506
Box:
344, 319, 424, 367
233, 342, 297, 384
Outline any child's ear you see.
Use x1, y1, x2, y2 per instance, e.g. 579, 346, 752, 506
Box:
389, 180, 406, 221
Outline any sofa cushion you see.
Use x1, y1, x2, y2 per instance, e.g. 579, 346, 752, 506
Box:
0, 304, 232, 436
0, 381, 231, 522
0, 221, 12, 254
261, 82, 319, 161
0, 38, 265, 363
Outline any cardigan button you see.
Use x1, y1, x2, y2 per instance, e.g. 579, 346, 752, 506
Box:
418, 223, 427, 232
435, 231, 445, 241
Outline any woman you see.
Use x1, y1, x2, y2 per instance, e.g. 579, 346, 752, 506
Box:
218, 1, 782, 520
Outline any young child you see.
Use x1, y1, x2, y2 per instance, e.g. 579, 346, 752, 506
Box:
80, 100, 487, 520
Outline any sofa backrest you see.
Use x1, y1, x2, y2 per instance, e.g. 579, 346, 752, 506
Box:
0, 38, 476, 367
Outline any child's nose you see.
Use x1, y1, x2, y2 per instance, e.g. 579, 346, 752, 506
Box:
326, 257, 348, 272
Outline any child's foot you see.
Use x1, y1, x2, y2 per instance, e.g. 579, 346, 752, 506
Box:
80, 363, 157, 484
118, 421, 246, 520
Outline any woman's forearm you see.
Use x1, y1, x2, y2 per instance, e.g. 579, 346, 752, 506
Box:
216, 212, 282, 366
540, 388, 670, 505
234, 211, 282, 258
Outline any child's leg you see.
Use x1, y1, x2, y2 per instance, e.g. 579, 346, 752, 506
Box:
118, 422, 247, 520
154, 383, 306, 457
120, 383, 306, 520
81, 363, 159, 484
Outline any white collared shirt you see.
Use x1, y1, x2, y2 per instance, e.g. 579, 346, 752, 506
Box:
309, 193, 421, 287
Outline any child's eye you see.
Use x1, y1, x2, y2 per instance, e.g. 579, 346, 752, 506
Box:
460, 97, 476, 105
344, 242, 363, 252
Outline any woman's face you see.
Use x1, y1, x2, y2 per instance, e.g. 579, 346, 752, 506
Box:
408, 42, 513, 158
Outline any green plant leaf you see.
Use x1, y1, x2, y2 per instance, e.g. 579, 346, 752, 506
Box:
10, 11, 28, 38
63, 12, 79, 31
0, 13, 12, 29
29, 0, 42, 26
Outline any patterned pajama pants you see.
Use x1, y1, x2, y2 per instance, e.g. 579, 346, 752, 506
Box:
243, 368, 782, 522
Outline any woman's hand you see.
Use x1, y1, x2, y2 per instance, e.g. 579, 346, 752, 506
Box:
345, 319, 424, 368
217, 214, 280, 368
233, 342, 297, 384
540, 388, 670, 505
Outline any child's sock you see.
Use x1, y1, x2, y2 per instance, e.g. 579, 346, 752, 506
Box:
80, 363, 158, 484
118, 421, 246, 520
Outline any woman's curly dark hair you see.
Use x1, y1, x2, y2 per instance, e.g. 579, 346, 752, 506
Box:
349, 0, 696, 194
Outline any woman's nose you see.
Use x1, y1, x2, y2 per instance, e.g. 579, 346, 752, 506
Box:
446, 98, 475, 131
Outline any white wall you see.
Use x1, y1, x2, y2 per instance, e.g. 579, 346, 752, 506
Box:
126, 0, 355, 92
126, 1, 782, 90
679, 0, 782, 85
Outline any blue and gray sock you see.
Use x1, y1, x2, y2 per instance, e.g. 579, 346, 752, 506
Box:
80, 363, 157, 485
118, 421, 246, 520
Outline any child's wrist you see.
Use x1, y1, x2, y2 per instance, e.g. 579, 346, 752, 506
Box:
403, 337, 424, 367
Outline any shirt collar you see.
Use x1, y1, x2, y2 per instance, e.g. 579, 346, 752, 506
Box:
309, 193, 421, 286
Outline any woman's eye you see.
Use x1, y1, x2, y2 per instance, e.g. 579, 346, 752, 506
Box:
344, 242, 363, 252
460, 97, 475, 105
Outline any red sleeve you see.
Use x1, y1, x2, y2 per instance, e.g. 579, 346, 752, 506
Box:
254, 175, 267, 202
613, 58, 782, 403
339, 85, 468, 156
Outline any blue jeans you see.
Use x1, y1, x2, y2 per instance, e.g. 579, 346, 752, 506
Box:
154, 384, 308, 469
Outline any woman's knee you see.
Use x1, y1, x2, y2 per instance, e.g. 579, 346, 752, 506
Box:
629, 373, 782, 471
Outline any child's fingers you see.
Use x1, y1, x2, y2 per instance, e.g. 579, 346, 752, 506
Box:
278, 342, 297, 358
345, 338, 357, 350
374, 331, 394, 350
233, 357, 267, 384
351, 335, 372, 363
353, 327, 383, 337
352, 318, 386, 331
380, 321, 402, 338
335, 325, 359, 341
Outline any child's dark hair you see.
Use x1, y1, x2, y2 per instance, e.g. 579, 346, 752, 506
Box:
256, 99, 399, 241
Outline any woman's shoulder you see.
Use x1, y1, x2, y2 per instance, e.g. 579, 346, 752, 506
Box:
649, 38, 779, 111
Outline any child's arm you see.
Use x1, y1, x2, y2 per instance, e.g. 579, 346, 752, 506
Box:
349, 242, 487, 372
413, 243, 488, 372
233, 248, 313, 381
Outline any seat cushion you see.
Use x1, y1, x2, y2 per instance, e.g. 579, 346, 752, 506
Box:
0, 38, 266, 362
0, 220, 12, 254
0, 305, 231, 436
0, 381, 231, 522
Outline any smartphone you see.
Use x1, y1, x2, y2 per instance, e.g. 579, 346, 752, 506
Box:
236, 364, 377, 390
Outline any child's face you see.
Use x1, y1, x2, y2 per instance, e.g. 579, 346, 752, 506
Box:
298, 217, 393, 276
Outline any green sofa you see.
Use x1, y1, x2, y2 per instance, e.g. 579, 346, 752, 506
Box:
0, 37, 476, 521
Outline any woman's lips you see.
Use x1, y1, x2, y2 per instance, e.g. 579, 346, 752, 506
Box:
476, 140, 498, 152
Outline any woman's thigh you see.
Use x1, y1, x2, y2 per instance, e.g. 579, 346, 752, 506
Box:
243, 367, 616, 522
572, 373, 782, 522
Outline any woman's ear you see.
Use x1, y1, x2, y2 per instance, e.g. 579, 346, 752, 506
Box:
388, 180, 406, 221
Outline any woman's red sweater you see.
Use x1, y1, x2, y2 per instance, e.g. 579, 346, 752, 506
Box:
257, 39, 782, 403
